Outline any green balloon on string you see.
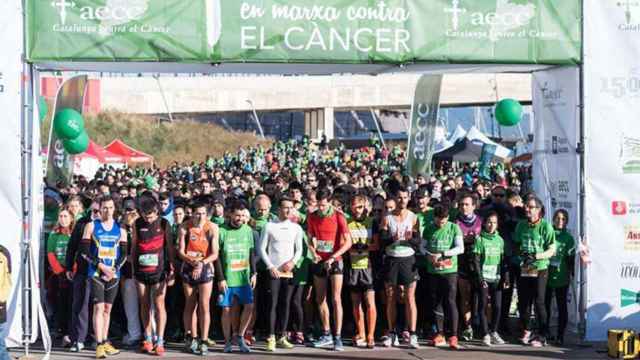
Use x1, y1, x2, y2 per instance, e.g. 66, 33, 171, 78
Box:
38, 96, 48, 123
62, 131, 89, 154
54, 108, 85, 140
495, 99, 523, 127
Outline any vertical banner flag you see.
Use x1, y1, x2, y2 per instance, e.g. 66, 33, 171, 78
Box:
407, 75, 442, 179
0, 0, 23, 347
46, 76, 88, 188
532, 66, 580, 332
479, 144, 498, 180
584, 0, 640, 340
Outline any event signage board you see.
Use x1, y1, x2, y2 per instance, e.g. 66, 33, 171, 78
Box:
407, 75, 442, 178
531, 66, 580, 331
27, 0, 581, 64
0, 0, 24, 347
584, 0, 640, 340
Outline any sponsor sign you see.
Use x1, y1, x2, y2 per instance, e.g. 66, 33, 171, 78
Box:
27, 0, 581, 64
624, 225, 640, 251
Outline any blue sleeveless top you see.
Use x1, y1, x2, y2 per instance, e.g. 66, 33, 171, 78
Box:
88, 219, 122, 278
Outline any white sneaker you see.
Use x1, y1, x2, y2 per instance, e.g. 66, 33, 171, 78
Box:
381, 335, 392, 348
409, 334, 420, 349
482, 334, 492, 347
490, 332, 505, 345
391, 332, 400, 347
520, 330, 531, 345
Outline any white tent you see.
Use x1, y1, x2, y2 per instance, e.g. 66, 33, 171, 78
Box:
433, 126, 512, 162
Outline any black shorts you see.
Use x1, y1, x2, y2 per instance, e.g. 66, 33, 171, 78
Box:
134, 271, 166, 285
348, 268, 374, 292
384, 256, 418, 286
311, 260, 344, 278
181, 262, 214, 286
90, 277, 119, 304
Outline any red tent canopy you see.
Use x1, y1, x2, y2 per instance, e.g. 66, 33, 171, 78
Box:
105, 139, 154, 164
75, 140, 126, 163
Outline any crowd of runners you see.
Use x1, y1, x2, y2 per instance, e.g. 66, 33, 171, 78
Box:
42, 138, 576, 358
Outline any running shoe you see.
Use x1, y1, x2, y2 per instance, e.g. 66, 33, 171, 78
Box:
448, 336, 460, 350
401, 330, 411, 344
189, 338, 199, 354
70, 342, 85, 352
238, 336, 251, 353
199, 341, 208, 356
381, 334, 392, 348
244, 331, 255, 346
103, 342, 120, 356
277, 336, 294, 349
409, 334, 420, 349
520, 330, 532, 345
462, 326, 474, 341
140, 340, 154, 354
391, 332, 400, 347
352, 336, 366, 348
266, 336, 276, 352
529, 336, 547, 347
491, 332, 506, 345
312, 334, 334, 348
431, 334, 446, 347
333, 336, 344, 351
154, 344, 166, 356
366, 336, 375, 349
482, 334, 492, 347
223, 341, 233, 353
206, 338, 216, 347
95, 344, 106, 359
293, 331, 305, 345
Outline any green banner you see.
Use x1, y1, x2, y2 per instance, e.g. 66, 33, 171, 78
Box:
27, 0, 581, 64
407, 75, 442, 179
46, 76, 87, 187
27, 0, 212, 62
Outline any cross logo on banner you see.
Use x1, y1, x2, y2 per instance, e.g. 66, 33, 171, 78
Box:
617, 0, 640, 24
51, 0, 76, 25
445, 0, 467, 31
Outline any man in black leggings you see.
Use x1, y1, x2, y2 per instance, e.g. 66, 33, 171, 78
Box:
257, 198, 304, 351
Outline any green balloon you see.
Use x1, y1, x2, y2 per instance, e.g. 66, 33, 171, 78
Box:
38, 96, 48, 123
62, 131, 89, 154
495, 99, 523, 127
54, 108, 85, 140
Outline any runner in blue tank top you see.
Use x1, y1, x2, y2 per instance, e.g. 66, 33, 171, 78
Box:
80, 196, 127, 359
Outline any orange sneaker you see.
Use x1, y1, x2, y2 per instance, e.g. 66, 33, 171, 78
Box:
430, 334, 446, 347
448, 336, 460, 350
140, 340, 154, 353
154, 344, 166, 356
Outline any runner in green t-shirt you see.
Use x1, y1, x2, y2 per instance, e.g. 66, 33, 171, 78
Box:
422, 204, 464, 350
513, 196, 556, 347
47, 207, 74, 342
215, 202, 257, 354
472, 212, 508, 347
545, 209, 575, 345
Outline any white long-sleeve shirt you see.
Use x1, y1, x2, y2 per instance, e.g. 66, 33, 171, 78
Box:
258, 219, 303, 270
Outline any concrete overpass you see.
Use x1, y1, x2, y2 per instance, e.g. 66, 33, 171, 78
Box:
48, 73, 532, 139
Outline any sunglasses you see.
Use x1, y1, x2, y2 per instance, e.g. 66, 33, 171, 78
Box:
493, 193, 506, 198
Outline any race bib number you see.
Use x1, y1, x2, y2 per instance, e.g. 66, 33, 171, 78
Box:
521, 264, 539, 278
316, 240, 334, 253
549, 258, 561, 268
482, 265, 498, 281
138, 254, 159, 267
187, 251, 204, 259
437, 258, 453, 270
98, 246, 116, 260
230, 259, 249, 271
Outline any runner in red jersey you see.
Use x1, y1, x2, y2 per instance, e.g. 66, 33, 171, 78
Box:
306, 188, 352, 351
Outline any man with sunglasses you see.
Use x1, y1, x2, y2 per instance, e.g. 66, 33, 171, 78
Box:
131, 196, 176, 356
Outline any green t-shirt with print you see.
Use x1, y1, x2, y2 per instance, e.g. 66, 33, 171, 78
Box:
423, 221, 462, 275
219, 224, 254, 287
547, 229, 575, 288
473, 231, 504, 282
46, 232, 70, 265
513, 219, 556, 271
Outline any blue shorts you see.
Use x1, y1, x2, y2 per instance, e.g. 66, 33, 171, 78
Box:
218, 285, 253, 307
